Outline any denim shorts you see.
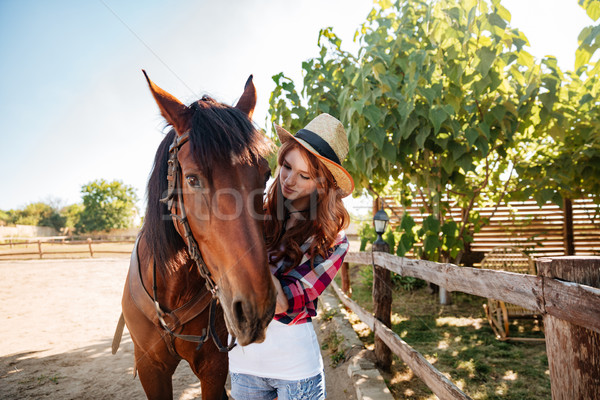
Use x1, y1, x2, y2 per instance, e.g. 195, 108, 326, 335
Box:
230, 371, 326, 400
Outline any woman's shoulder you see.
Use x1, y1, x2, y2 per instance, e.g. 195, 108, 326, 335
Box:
323, 231, 349, 258
334, 230, 348, 244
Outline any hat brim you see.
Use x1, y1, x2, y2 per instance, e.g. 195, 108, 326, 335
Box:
274, 124, 354, 197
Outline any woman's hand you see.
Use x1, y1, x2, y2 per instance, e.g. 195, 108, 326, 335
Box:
271, 275, 289, 314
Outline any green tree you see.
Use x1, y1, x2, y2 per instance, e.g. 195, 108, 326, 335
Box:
61, 203, 84, 231
8, 202, 66, 231
514, 0, 600, 204
77, 179, 138, 232
269, 0, 544, 262
0, 209, 12, 226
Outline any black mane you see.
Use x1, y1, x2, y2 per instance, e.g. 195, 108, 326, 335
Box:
140, 98, 272, 272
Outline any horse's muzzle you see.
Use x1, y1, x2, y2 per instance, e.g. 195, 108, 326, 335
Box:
225, 294, 276, 346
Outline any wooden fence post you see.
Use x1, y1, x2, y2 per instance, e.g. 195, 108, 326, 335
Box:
563, 198, 575, 255
536, 256, 600, 399
87, 238, 94, 257
373, 240, 392, 372
37, 240, 43, 259
341, 262, 351, 297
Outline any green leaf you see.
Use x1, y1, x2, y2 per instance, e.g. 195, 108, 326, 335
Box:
377, 0, 393, 10
400, 213, 416, 232
474, 136, 490, 155
491, 105, 506, 121
442, 220, 459, 237
488, 12, 507, 29
580, 0, 600, 21
419, 86, 437, 105
424, 234, 441, 254
382, 141, 397, 162
475, 47, 496, 77
423, 215, 441, 233
442, 157, 455, 175
534, 188, 555, 206
449, 141, 467, 160
416, 125, 431, 148
473, 74, 492, 95
447, 63, 465, 85
576, 48, 591, 71
580, 93, 594, 105
373, 62, 386, 80
539, 92, 557, 110
397, 234, 415, 257
366, 126, 386, 150
429, 106, 448, 134
399, 114, 420, 142
478, 122, 491, 138
465, 127, 479, 145
456, 153, 474, 172
384, 230, 396, 253
364, 104, 383, 125
355, 146, 366, 170
496, 3, 511, 22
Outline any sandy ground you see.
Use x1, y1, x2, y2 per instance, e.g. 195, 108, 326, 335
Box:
0, 258, 355, 400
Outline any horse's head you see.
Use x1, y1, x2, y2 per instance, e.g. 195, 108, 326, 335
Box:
143, 71, 276, 345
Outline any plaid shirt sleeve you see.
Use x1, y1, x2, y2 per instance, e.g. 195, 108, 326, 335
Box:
274, 232, 349, 325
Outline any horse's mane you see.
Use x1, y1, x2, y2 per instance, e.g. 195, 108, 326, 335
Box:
140, 97, 272, 273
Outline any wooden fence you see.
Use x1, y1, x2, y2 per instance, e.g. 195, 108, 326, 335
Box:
337, 251, 600, 400
0, 238, 135, 259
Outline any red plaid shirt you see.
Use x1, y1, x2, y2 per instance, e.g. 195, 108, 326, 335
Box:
271, 231, 349, 325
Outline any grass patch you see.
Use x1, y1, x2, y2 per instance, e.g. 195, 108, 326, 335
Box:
321, 330, 346, 367
339, 264, 550, 400
320, 307, 338, 322
19, 373, 64, 386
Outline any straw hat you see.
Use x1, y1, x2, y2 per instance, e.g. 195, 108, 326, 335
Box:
274, 113, 354, 197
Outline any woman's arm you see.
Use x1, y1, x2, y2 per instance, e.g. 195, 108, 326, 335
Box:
276, 233, 349, 316
271, 274, 289, 314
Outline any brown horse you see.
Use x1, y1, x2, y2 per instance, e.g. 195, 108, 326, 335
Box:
114, 71, 277, 399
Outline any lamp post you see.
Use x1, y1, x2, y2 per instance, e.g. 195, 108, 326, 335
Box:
372, 206, 391, 371
373, 207, 389, 246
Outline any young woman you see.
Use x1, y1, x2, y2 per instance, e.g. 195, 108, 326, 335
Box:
228, 113, 355, 400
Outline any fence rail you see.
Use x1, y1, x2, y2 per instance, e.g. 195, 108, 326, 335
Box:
339, 251, 600, 400
0, 238, 135, 259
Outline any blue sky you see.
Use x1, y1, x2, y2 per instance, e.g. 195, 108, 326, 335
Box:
0, 0, 593, 212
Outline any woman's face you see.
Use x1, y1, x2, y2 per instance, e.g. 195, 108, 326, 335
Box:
279, 147, 317, 205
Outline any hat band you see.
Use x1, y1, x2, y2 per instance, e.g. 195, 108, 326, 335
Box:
295, 129, 341, 165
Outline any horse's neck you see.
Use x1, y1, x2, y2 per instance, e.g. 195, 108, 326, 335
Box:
138, 237, 205, 310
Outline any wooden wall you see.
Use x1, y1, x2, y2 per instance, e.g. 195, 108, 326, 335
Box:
383, 196, 600, 261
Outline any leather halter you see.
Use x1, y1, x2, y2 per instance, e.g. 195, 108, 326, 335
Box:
153, 130, 235, 352
161, 132, 218, 295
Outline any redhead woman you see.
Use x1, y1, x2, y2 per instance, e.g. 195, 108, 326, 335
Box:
228, 113, 354, 400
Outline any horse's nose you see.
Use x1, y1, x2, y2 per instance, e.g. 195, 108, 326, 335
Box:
233, 298, 248, 327
229, 292, 276, 345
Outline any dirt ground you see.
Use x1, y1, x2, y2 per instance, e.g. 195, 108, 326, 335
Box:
0, 258, 355, 400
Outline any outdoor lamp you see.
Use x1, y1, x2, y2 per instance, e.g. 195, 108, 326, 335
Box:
373, 207, 389, 245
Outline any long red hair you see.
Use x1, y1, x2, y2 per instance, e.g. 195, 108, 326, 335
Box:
264, 140, 349, 270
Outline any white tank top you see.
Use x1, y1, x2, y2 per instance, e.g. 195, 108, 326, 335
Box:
228, 319, 323, 380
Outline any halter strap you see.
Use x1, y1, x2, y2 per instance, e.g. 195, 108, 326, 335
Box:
160, 131, 218, 295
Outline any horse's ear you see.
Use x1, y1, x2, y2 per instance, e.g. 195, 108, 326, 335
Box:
235, 75, 256, 119
142, 70, 191, 136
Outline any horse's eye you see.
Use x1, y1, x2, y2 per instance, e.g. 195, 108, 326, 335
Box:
186, 175, 202, 188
